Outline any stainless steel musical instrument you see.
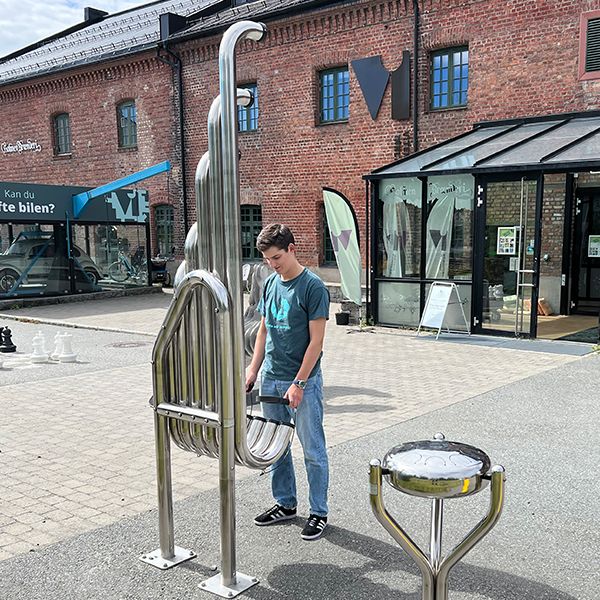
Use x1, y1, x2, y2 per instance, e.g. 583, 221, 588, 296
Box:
141, 21, 294, 599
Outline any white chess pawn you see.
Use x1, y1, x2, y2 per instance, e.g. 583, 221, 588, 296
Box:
58, 334, 77, 363
31, 334, 49, 364
51, 332, 64, 361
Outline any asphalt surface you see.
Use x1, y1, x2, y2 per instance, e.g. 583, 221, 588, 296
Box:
0, 351, 597, 600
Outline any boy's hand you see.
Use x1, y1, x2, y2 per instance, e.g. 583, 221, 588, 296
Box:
245, 368, 258, 393
284, 383, 304, 409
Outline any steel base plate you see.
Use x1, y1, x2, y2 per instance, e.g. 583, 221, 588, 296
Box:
199, 572, 259, 598
139, 546, 196, 569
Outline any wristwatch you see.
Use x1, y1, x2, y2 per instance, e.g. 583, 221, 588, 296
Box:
293, 379, 307, 390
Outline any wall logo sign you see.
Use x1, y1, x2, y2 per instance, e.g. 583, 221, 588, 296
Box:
351, 51, 410, 121
0, 182, 149, 224
105, 189, 149, 223
1, 139, 42, 154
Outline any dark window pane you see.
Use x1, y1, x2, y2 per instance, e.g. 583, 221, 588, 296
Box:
118, 101, 137, 148
53, 113, 71, 155
240, 205, 263, 260
238, 83, 258, 132
319, 67, 350, 123
322, 207, 336, 264
431, 47, 468, 110
155, 205, 174, 256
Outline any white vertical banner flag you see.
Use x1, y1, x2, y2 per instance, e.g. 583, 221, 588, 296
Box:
323, 188, 362, 305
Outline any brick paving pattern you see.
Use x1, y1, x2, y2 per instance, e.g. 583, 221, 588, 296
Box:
0, 293, 583, 560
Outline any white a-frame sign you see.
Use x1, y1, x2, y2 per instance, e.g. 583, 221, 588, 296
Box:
417, 282, 470, 339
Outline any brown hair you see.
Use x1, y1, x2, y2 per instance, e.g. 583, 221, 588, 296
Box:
256, 223, 295, 252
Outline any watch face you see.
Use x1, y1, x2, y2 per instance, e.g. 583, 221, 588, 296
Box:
294, 379, 307, 389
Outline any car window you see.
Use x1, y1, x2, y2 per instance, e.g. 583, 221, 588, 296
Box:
28, 244, 55, 258
5, 242, 27, 255
73, 247, 81, 258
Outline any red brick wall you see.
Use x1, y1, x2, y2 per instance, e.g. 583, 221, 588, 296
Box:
178, 0, 600, 265
1, 0, 600, 263
0, 57, 180, 254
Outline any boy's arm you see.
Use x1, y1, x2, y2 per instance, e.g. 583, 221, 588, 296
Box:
245, 317, 267, 391
285, 317, 327, 408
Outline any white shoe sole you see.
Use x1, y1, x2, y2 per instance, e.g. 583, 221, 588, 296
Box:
301, 524, 327, 540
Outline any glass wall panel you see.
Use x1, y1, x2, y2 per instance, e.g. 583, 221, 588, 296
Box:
0, 224, 10, 254
426, 175, 474, 281
481, 180, 537, 335
378, 178, 422, 278
423, 282, 471, 331
377, 281, 421, 326
72, 224, 148, 288
0, 224, 68, 297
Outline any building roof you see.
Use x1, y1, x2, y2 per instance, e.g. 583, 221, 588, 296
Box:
368, 111, 600, 179
0, 0, 218, 85
174, 0, 317, 39
0, 0, 338, 86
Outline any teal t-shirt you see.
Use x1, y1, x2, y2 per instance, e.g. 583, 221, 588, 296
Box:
258, 268, 330, 381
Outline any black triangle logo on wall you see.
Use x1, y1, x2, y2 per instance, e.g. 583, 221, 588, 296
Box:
351, 56, 390, 120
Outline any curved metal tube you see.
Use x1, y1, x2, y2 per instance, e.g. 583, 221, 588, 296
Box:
435, 466, 505, 598
152, 269, 230, 405
216, 20, 292, 469
193, 152, 220, 458
369, 460, 434, 600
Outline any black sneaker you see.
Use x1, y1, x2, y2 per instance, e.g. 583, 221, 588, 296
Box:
254, 504, 297, 526
301, 514, 327, 540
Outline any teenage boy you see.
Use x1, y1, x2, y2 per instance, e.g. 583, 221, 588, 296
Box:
245, 223, 330, 540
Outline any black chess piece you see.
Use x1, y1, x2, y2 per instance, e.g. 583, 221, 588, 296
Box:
0, 327, 16, 353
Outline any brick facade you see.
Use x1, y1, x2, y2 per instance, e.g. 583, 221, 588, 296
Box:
1, 0, 600, 269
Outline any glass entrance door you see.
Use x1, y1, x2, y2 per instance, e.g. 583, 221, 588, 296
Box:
572, 189, 600, 313
476, 178, 540, 336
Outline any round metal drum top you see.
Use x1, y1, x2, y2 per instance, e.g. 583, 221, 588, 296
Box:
382, 437, 491, 499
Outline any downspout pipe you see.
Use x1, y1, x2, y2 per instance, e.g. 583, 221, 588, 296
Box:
157, 45, 190, 240
413, 0, 420, 152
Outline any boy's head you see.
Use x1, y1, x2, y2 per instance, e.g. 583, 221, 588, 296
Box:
256, 223, 295, 253
256, 223, 299, 278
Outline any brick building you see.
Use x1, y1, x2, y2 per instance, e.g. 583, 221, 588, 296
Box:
0, 0, 599, 338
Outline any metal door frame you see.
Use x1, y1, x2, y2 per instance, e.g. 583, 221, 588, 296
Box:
570, 186, 600, 314
472, 173, 543, 338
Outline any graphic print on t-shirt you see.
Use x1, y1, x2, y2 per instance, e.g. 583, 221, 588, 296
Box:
270, 297, 291, 328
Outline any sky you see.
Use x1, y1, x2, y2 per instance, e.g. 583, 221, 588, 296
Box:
0, 0, 146, 57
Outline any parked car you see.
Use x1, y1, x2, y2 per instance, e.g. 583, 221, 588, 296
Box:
0, 231, 103, 292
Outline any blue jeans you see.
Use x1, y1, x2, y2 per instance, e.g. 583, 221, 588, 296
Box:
260, 370, 329, 517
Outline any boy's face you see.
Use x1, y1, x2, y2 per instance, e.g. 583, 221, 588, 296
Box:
262, 243, 297, 278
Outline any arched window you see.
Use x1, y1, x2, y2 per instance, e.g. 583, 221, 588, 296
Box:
53, 113, 71, 155
154, 205, 174, 256
117, 100, 137, 148
241, 205, 262, 261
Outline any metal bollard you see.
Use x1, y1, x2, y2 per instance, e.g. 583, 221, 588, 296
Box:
369, 432, 505, 600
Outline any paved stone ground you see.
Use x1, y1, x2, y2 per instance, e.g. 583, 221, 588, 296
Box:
0, 290, 594, 567
0, 351, 598, 600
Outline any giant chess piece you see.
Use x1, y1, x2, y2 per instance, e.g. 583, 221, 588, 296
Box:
30, 332, 49, 364
58, 334, 77, 363
51, 332, 64, 361
0, 327, 16, 353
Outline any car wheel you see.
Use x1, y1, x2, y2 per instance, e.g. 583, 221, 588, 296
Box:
0, 268, 19, 293
84, 269, 100, 286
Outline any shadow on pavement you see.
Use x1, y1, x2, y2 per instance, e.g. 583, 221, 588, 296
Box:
323, 385, 393, 415
254, 525, 578, 600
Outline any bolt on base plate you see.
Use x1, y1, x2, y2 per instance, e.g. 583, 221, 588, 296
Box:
139, 546, 196, 569
199, 572, 259, 598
